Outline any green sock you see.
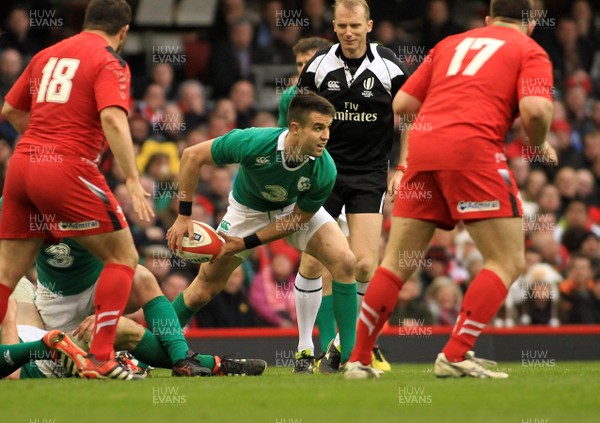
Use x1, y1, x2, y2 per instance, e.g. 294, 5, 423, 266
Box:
132, 329, 173, 369
144, 296, 189, 363
332, 281, 357, 363
172, 292, 197, 327
1, 340, 48, 378
316, 295, 337, 353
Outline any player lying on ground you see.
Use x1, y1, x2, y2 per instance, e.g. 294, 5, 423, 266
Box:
0, 197, 264, 377
0, 0, 153, 380
344, 0, 558, 379
0, 280, 266, 379
167, 93, 359, 372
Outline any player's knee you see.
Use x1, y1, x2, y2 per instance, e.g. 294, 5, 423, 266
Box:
328, 249, 356, 281
354, 255, 378, 281
511, 254, 526, 281
299, 255, 323, 278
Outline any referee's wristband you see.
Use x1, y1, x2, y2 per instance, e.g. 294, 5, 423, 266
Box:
396, 165, 407, 172
243, 233, 262, 250
179, 201, 192, 216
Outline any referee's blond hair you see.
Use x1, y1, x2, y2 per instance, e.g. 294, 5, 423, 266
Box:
333, 0, 371, 21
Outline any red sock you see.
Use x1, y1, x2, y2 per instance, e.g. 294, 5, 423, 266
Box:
442, 269, 507, 362
349, 267, 403, 365
0, 283, 12, 323
89, 263, 134, 361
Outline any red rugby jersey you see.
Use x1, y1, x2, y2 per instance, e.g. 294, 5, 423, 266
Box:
5, 32, 131, 163
401, 25, 553, 170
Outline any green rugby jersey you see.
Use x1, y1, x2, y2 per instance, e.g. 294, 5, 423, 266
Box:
0, 197, 102, 296
277, 85, 296, 128
211, 127, 336, 213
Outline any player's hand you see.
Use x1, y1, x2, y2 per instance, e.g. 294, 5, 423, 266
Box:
126, 178, 155, 222
72, 315, 95, 344
540, 141, 559, 166
212, 232, 245, 262
387, 170, 405, 203
167, 215, 195, 252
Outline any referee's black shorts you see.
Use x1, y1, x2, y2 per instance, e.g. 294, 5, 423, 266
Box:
324, 168, 388, 218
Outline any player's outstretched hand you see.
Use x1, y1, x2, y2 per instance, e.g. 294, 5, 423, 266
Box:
72, 315, 95, 344
387, 169, 405, 203
126, 178, 155, 222
212, 232, 245, 262
541, 141, 559, 166
167, 215, 195, 252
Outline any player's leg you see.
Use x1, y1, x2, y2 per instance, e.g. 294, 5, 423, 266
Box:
347, 213, 383, 298
435, 217, 523, 378
0, 239, 43, 324
72, 229, 137, 363
345, 216, 436, 374
126, 264, 203, 373
172, 255, 243, 326
304, 219, 357, 366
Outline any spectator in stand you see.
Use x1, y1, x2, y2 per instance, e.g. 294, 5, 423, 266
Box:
0, 6, 42, 60
0, 49, 23, 100
161, 272, 193, 302
419, 0, 463, 52
550, 120, 584, 170
559, 254, 597, 323
137, 83, 166, 132
196, 266, 259, 327
419, 246, 450, 291
141, 244, 173, 287
251, 111, 277, 127
229, 80, 256, 129
576, 169, 596, 202
249, 246, 299, 328
211, 99, 237, 131
152, 62, 177, 101
254, 0, 283, 50
523, 169, 548, 203
530, 231, 564, 269
571, 0, 596, 58
373, 20, 400, 53
583, 130, 600, 168
545, 17, 592, 83
425, 276, 462, 326
209, 18, 255, 98
518, 263, 562, 326
129, 115, 151, 147
554, 167, 578, 207
536, 184, 562, 216
580, 232, 600, 269
160, 103, 186, 141
205, 167, 232, 222
177, 80, 208, 131
301, 0, 335, 40
564, 72, 593, 137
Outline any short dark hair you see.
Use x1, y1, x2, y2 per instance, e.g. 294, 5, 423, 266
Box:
288, 93, 335, 127
293, 37, 333, 56
83, 0, 131, 35
490, 0, 533, 22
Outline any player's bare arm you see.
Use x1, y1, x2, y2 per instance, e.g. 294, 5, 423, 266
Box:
519, 96, 557, 165
216, 205, 316, 260
1, 101, 30, 134
166, 139, 217, 252
100, 106, 154, 222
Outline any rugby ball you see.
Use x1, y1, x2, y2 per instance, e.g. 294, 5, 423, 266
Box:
175, 221, 224, 263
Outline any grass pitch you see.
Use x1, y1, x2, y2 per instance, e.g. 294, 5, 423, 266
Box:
3, 362, 598, 423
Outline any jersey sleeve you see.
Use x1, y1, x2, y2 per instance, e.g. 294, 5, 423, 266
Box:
94, 51, 131, 114
377, 45, 410, 97
296, 156, 337, 213
400, 48, 435, 102
517, 43, 554, 101
4, 61, 33, 111
211, 128, 251, 166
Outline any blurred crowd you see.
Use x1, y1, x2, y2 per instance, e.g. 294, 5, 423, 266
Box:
0, 0, 600, 328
